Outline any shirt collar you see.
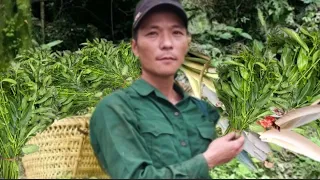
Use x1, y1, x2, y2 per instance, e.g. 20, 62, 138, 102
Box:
131, 78, 155, 96
131, 78, 189, 100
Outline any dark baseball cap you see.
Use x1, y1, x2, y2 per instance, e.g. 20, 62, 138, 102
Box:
132, 0, 188, 33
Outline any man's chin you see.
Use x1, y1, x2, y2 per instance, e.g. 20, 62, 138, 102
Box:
151, 71, 177, 79
142, 67, 179, 79
157, 69, 179, 77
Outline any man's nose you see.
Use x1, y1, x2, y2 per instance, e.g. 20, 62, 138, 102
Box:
159, 32, 173, 50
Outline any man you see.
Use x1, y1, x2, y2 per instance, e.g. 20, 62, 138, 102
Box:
90, 0, 245, 178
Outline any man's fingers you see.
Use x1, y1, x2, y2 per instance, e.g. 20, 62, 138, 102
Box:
236, 145, 244, 154
232, 136, 245, 149
224, 132, 236, 140
237, 135, 245, 144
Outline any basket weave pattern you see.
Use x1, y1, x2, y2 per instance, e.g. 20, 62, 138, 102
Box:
21, 116, 109, 179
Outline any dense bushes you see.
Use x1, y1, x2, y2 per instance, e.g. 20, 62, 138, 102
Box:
0, 39, 141, 179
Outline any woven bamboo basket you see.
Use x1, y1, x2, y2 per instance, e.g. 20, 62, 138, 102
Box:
21, 116, 110, 179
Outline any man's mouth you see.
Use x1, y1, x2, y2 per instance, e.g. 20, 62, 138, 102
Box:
157, 56, 177, 61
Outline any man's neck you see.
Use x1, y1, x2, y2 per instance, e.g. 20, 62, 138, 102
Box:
141, 73, 181, 105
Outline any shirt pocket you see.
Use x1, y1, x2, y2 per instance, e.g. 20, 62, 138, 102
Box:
197, 121, 215, 140
194, 121, 216, 153
139, 120, 177, 167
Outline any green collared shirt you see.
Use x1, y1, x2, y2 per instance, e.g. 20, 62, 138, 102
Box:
90, 79, 220, 179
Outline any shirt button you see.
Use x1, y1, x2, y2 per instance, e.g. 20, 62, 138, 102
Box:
174, 112, 180, 116
180, 140, 187, 147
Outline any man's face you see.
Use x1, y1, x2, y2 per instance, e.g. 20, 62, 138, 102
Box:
131, 9, 189, 78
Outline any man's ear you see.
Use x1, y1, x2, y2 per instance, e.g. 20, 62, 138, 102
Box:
131, 39, 139, 57
187, 35, 192, 45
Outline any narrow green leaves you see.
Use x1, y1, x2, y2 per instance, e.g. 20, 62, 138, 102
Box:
282, 27, 309, 52
297, 48, 309, 72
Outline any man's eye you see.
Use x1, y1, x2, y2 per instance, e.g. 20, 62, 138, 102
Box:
147, 32, 157, 36
173, 31, 183, 35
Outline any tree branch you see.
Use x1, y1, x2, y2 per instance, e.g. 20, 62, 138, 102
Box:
111, 0, 114, 41
40, 0, 45, 43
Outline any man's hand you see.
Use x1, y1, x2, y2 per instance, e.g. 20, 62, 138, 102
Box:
202, 132, 245, 169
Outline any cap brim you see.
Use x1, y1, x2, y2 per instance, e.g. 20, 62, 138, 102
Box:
132, 2, 188, 32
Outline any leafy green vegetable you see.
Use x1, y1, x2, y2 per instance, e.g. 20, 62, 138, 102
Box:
0, 39, 141, 179
214, 27, 320, 134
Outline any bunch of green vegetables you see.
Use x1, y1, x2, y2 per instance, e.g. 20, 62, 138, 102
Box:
0, 77, 55, 179
213, 40, 281, 133
0, 39, 141, 179
267, 27, 320, 110
211, 27, 320, 166
214, 27, 320, 134
11, 39, 140, 118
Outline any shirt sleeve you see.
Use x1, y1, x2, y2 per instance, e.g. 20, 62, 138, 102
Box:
205, 101, 221, 127
90, 92, 210, 179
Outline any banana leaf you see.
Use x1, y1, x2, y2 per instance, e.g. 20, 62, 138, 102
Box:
260, 129, 320, 162
276, 104, 320, 130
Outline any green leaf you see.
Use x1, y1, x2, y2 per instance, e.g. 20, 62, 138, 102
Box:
22, 144, 39, 155
61, 72, 71, 79
255, 110, 273, 121
293, 83, 305, 103
230, 71, 242, 90
20, 103, 33, 128
230, 83, 243, 99
249, 123, 265, 133
41, 40, 63, 49
220, 32, 233, 39
250, 82, 259, 104
43, 75, 52, 87
239, 67, 249, 80
61, 102, 73, 113
24, 125, 43, 142
312, 50, 320, 64
297, 79, 312, 104
282, 28, 309, 52
1, 78, 17, 85
85, 74, 99, 81
297, 48, 308, 72
38, 87, 47, 96
221, 82, 236, 98
82, 69, 92, 75
269, 143, 283, 153
257, 8, 266, 30
223, 60, 245, 67
188, 12, 210, 34
35, 92, 52, 104
254, 62, 267, 71
275, 86, 294, 94
248, 59, 254, 72
121, 65, 129, 76
253, 40, 264, 56
94, 92, 103, 98
299, 27, 313, 39
271, 97, 290, 106
262, 83, 272, 94
0, 121, 4, 130
240, 33, 252, 40
21, 97, 28, 111
61, 95, 75, 105
256, 91, 273, 107
310, 94, 320, 104
91, 81, 102, 89
287, 67, 299, 82
39, 112, 56, 119
34, 107, 53, 114
281, 46, 293, 69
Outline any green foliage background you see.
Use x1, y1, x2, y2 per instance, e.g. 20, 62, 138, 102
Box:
1, 0, 320, 179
